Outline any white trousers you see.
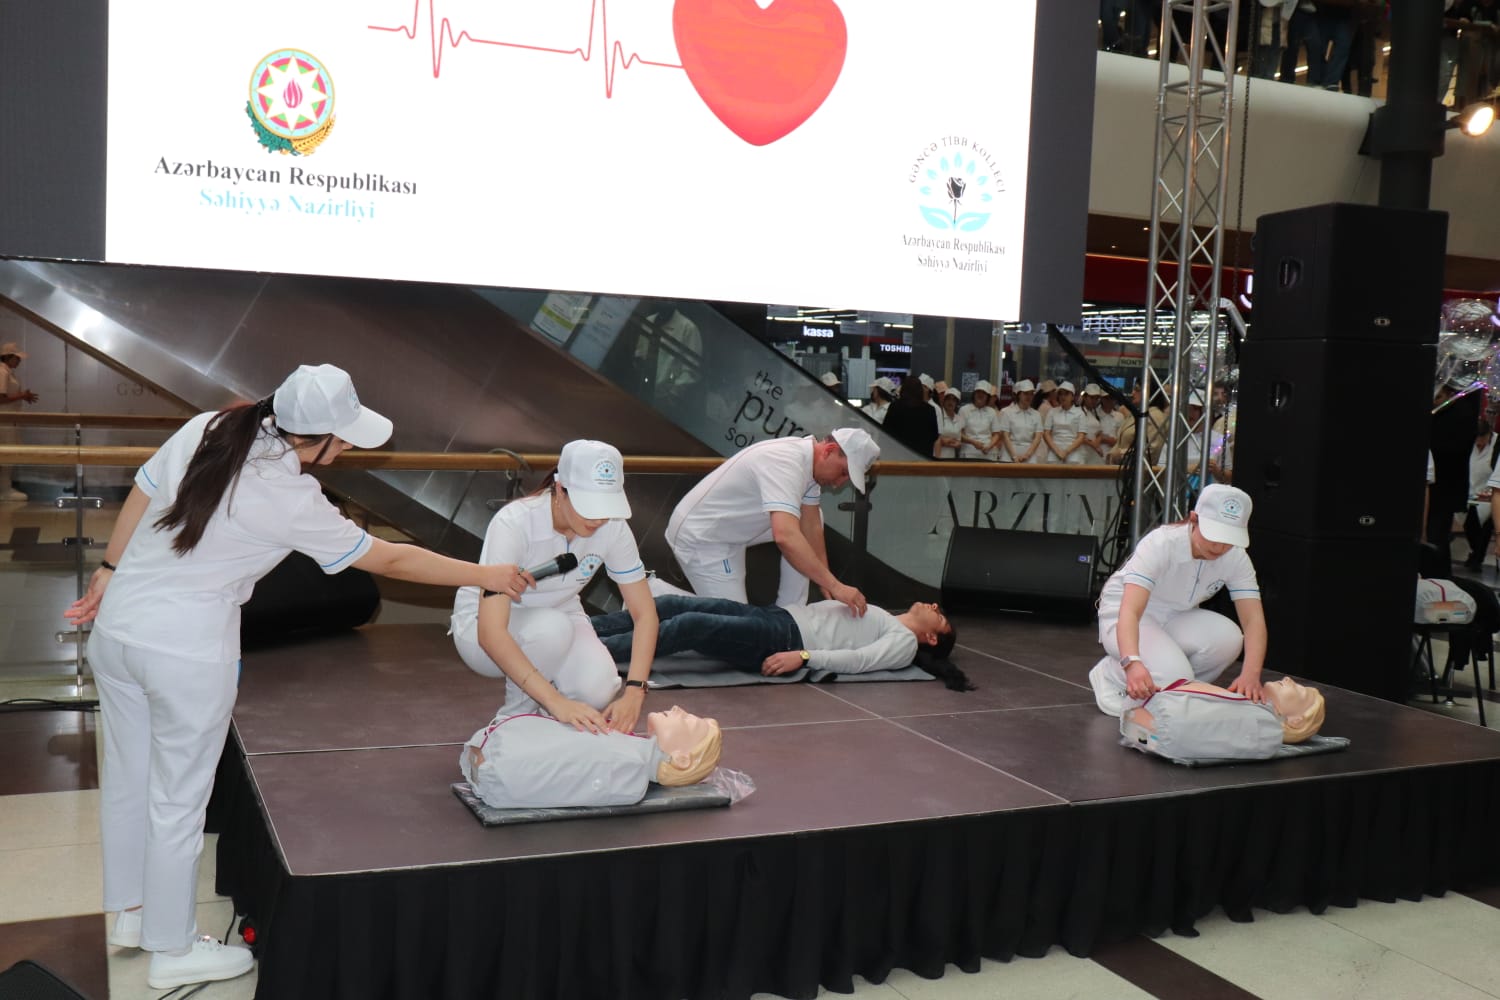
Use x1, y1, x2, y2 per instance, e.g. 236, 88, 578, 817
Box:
453, 606, 619, 717
89, 630, 238, 952
1089, 609, 1244, 717
671, 544, 810, 607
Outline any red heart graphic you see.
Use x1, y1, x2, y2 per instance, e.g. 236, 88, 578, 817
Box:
673, 0, 847, 147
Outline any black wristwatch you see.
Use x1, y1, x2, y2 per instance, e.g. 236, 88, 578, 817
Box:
624, 679, 648, 692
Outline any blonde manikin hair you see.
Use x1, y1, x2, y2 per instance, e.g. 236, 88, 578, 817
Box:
1280, 688, 1326, 744
655, 721, 723, 787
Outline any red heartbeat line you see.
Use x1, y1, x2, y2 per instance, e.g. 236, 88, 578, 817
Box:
369, 0, 683, 95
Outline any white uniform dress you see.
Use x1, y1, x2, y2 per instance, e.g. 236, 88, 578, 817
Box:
865, 401, 890, 424
666, 436, 822, 606
1098, 408, 1125, 447
1044, 406, 1087, 464
955, 403, 1000, 459
452, 493, 645, 715
935, 410, 964, 459
997, 406, 1042, 463
90, 412, 373, 952
1078, 409, 1103, 462
461, 714, 667, 809
1088, 522, 1261, 716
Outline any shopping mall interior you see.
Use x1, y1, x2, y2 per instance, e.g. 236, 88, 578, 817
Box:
5, 2, 1500, 999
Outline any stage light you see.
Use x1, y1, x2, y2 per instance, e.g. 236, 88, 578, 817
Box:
1452, 101, 1496, 137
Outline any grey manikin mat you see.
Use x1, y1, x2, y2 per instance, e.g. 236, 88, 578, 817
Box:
453, 780, 731, 826
1121, 734, 1352, 768
637, 652, 931, 688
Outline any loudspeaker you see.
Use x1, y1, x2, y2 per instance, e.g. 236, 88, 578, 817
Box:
0, 961, 89, 999
1249, 526, 1416, 702
1233, 337, 1433, 538
1251, 203, 1447, 343
941, 527, 1098, 616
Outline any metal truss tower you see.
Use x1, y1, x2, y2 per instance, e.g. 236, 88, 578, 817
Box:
1132, 0, 1240, 543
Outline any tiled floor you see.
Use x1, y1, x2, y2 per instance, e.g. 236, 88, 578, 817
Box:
6, 493, 1500, 998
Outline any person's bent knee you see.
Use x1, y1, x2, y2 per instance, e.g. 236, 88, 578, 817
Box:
454, 630, 505, 679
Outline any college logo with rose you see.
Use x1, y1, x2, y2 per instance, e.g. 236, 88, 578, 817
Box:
246, 49, 335, 155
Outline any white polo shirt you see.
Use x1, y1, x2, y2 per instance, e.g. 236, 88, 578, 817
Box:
936, 410, 964, 459
783, 601, 920, 673
957, 403, 1001, 458
1098, 409, 1125, 443
666, 436, 821, 557
1044, 405, 1086, 455
452, 493, 646, 634
1097, 523, 1260, 635
93, 412, 373, 664
998, 406, 1042, 460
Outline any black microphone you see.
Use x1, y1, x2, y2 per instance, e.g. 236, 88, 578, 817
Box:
481, 553, 578, 598
526, 552, 579, 581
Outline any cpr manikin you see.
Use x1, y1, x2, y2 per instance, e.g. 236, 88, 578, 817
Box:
1122, 677, 1327, 762
461, 705, 723, 809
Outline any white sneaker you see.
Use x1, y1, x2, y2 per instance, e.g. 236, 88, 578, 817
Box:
2, 489, 26, 501
147, 936, 254, 990
108, 909, 142, 948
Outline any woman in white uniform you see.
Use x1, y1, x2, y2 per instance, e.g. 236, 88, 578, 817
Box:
1042, 381, 1087, 464
934, 386, 964, 458
64, 364, 531, 992
957, 380, 1001, 459
1078, 384, 1106, 462
997, 379, 1043, 463
1089, 484, 1268, 717
452, 439, 658, 734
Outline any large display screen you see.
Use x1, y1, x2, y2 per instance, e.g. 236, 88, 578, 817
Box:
5, 1, 1092, 322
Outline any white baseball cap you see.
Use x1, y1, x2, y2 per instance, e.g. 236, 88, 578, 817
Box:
1013, 378, 1035, 393
1039, 379, 1058, 392
1057, 381, 1076, 394
0, 342, 26, 358
820, 371, 842, 387
870, 376, 898, 395
273, 364, 392, 449
557, 439, 632, 519
1188, 390, 1206, 407
943, 386, 961, 400
918, 373, 935, 389
1083, 383, 1103, 396
831, 427, 880, 494
1194, 484, 1252, 548
974, 379, 996, 395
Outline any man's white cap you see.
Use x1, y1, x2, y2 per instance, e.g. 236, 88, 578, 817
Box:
1013, 378, 1036, 393
1188, 390, 1206, 407
0, 342, 26, 358
918, 373, 935, 389
1083, 383, 1103, 396
974, 379, 996, 395
943, 386, 962, 400
870, 376, 898, 395
1039, 378, 1058, 392
1194, 484, 1252, 548
1057, 381, 1076, 394
820, 371, 842, 387
831, 427, 880, 494
273, 364, 392, 449
557, 439, 632, 519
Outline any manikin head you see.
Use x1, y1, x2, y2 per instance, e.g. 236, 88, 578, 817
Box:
648, 706, 723, 786
1261, 677, 1326, 743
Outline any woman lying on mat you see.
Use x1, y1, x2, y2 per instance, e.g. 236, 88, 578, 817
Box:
590, 594, 974, 690
461, 705, 722, 809
451, 440, 658, 734
1121, 676, 1327, 761
64, 365, 532, 993
1089, 484, 1268, 717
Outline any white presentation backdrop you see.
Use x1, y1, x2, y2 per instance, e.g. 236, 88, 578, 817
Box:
105, 0, 1038, 321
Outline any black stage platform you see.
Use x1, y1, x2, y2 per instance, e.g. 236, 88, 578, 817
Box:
211, 620, 1500, 1000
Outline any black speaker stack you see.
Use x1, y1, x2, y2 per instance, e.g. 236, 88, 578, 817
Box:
941, 526, 1099, 618
1236, 202, 1446, 701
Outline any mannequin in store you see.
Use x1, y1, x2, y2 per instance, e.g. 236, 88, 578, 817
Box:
460, 705, 723, 809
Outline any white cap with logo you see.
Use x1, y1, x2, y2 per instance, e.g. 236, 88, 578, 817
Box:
1194, 484, 1252, 548
1057, 381, 1076, 394
974, 379, 996, 395
273, 364, 392, 449
557, 440, 632, 520
918, 373, 935, 389
870, 376, 898, 395
1083, 383, 1103, 396
1013, 378, 1035, 393
831, 427, 880, 494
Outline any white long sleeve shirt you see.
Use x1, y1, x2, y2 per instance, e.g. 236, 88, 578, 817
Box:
783, 601, 919, 673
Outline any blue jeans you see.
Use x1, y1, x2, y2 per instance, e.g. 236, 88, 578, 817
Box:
592, 596, 803, 671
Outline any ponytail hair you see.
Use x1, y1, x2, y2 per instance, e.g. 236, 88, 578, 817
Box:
914, 626, 975, 691
155, 398, 282, 555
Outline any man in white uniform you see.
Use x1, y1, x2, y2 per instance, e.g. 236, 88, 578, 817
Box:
1088, 484, 1267, 716
0, 342, 39, 500
666, 428, 878, 613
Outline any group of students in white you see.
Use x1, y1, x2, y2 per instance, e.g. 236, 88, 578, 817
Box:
70, 363, 1313, 991
942, 377, 1127, 463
